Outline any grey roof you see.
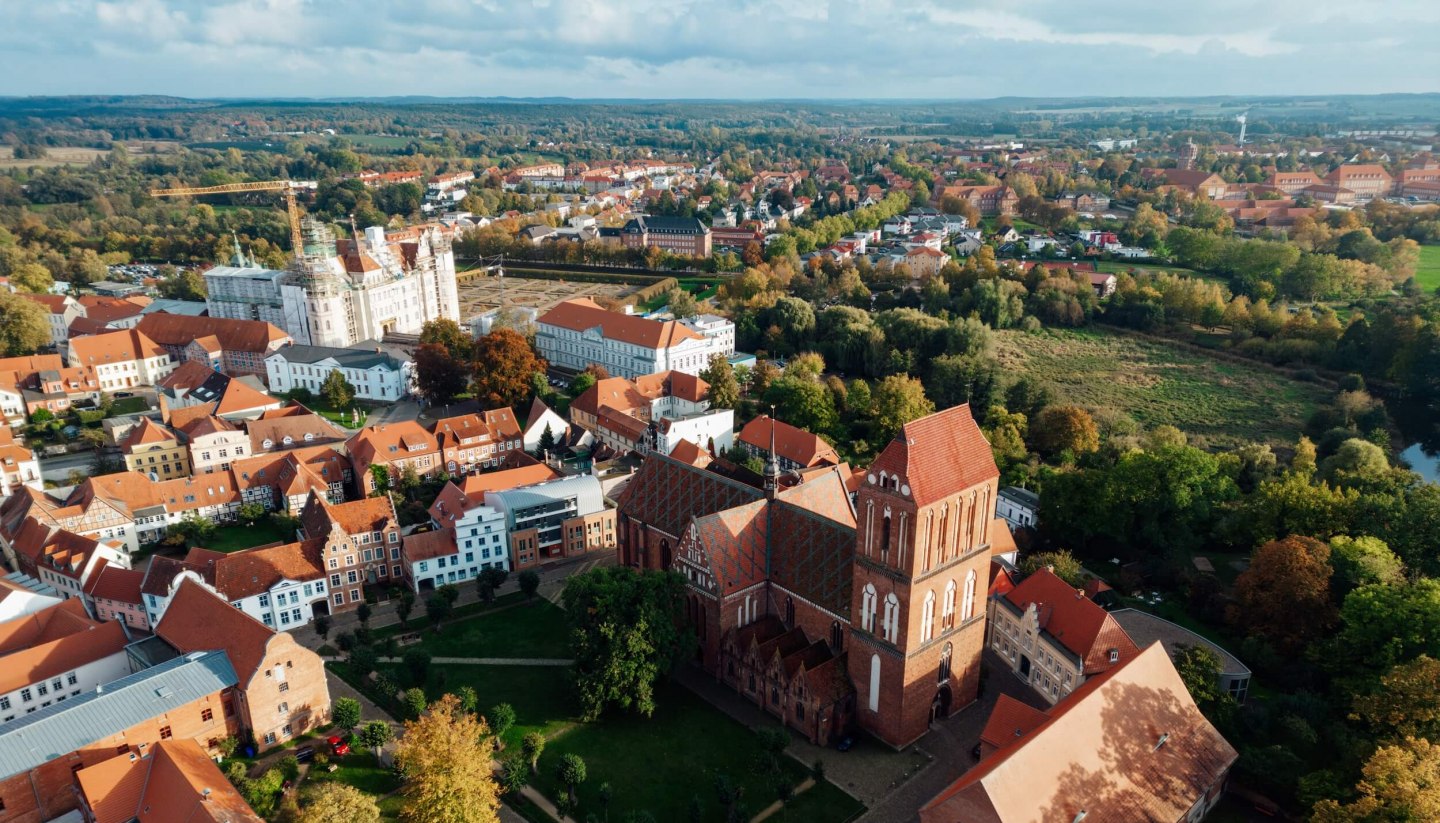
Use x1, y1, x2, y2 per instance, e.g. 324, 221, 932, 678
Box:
141, 299, 210, 316
267, 343, 408, 370
1109, 609, 1250, 678
0, 650, 237, 779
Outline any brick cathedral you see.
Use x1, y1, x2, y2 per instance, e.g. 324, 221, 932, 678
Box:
616, 404, 1002, 749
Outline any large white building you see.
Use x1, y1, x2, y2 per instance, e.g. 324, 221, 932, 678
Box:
265, 343, 414, 402
535, 298, 734, 379
206, 222, 460, 348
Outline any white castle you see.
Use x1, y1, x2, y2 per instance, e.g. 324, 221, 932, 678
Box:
205, 221, 461, 347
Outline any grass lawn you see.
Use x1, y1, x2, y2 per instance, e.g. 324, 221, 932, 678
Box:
307, 750, 403, 796
403, 599, 573, 659
992, 325, 1331, 449
777, 779, 866, 822
1417, 244, 1440, 292
196, 519, 296, 553
532, 684, 814, 823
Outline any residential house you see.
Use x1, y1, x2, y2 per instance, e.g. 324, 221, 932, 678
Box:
264, 343, 414, 402
0, 598, 131, 725
120, 417, 191, 480
76, 738, 263, 823
536, 298, 732, 379
986, 567, 1141, 704
0, 651, 239, 823
81, 560, 149, 630
155, 580, 331, 748
299, 493, 403, 603
346, 422, 441, 496
433, 409, 523, 474
136, 314, 292, 380
737, 415, 840, 472
919, 644, 1238, 823
66, 329, 175, 391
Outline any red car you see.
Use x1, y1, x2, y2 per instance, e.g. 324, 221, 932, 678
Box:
327, 735, 351, 757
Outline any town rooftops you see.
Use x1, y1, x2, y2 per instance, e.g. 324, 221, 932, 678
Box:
0, 598, 129, 695
137, 313, 289, 354
537, 298, 703, 350
1001, 568, 1140, 674
78, 737, 262, 823
0, 650, 238, 781
920, 644, 1238, 823
155, 579, 278, 685
737, 415, 840, 469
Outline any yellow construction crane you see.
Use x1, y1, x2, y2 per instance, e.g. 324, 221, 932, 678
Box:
150, 180, 307, 255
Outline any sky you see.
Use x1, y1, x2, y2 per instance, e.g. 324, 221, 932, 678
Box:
0, 0, 1436, 100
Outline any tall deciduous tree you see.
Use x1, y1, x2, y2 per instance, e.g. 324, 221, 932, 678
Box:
0, 292, 51, 356
870, 375, 936, 445
1312, 737, 1440, 821
472, 328, 545, 409
394, 694, 501, 823
296, 783, 381, 823
1229, 536, 1336, 655
415, 343, 469, 406
1030, 405, 1100, 459
561, 567, 694, 721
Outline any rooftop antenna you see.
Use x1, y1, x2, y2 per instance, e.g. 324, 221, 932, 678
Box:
1235, 112, 1249, 147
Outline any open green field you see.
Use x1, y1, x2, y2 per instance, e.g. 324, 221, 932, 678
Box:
1417, 245, 1440, 292
993, 326, 1331, 449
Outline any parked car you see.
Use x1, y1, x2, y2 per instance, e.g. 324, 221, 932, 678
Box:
327, 735, 351, 756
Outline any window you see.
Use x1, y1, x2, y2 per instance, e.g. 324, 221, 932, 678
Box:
159, 725, 173, 740
201, 708, 213, 722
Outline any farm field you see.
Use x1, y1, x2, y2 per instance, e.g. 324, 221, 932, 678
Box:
1416, 244, 1440, 292
993, 325, 1332, 449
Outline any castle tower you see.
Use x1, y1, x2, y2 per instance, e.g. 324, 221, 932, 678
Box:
846, 404, 1000, 748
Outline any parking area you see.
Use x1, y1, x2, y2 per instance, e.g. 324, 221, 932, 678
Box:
456, 272, 642, 318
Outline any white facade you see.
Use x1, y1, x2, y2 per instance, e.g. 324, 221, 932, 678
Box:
265, 345, 414, 402
655, 408, 734, 456
0, 649, 130, 725
207, 224, 460, 349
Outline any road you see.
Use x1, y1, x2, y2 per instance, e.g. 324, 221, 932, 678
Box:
39, 450, 99, 484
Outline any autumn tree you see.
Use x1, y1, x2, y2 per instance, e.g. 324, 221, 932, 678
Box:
415, 343, 470, 406
472, 328, 545, 409
1354, 656, 1440, 742
322, 369, 355, 410
0, 292, 51, 356
1229, 536, 1336, 655
1029, 405, 1100, 460
1312, 737, 1440, 821
419, 318, 474, 361
561, 566, 694, 721
870, 375, 935, 445
699, 353, 740, 409
297, 782, 381, 823
393, 694, 501, 823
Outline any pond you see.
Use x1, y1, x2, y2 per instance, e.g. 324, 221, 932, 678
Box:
1392, 397, 1440, 483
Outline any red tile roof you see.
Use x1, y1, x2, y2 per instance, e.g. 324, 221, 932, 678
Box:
537, 298, 702, 349
1002, 568, 1140, 674
866, 404, 998, 508
920, 644, 1238, 823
